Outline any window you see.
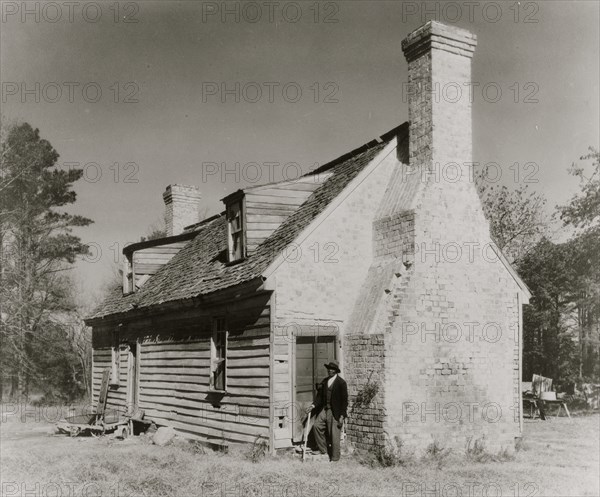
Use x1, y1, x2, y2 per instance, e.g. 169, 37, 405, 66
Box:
227, 200, 244, 261
211, 317, 227, 391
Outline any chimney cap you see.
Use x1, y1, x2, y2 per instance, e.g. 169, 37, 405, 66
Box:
163, 184, 202, 202
402, 21, 477, 62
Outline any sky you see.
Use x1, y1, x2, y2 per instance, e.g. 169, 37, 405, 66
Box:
1, 0, 599, 303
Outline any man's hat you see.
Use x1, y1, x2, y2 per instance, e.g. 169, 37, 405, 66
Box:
324, 360, 340, 372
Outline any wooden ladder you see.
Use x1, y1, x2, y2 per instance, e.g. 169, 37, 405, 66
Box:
95, 367, 111, 423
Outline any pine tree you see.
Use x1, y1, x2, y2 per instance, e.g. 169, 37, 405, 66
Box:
0, 122, 93, 400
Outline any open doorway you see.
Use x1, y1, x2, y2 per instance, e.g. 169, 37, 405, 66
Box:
293, 335, 337, 442
126, 342, 139, 414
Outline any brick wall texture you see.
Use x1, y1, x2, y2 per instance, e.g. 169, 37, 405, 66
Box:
163, 184, 202, 236
344, 335, 386, 452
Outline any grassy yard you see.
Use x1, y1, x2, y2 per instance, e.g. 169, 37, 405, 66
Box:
1, 407, 598, 497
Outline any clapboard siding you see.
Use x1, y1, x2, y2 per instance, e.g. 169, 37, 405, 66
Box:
133, 243, 186, 266
269, 327, 293, 448
139, 381, 269, 397
273, 334, 291, 403
140, 342, 208, 352
145, 415, 267, 444
92, 347, 129, 413
139, 403, 269, 425
90, 292, 273, 445
243, 175, 331, 252
132, 241, 188, 288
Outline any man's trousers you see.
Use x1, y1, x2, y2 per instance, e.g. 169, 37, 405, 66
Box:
313, 408, 341, 461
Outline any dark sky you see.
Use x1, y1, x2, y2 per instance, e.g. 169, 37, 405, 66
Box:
2, 0, 599, 301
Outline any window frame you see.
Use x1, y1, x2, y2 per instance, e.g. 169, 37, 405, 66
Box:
226, 197, 245, 262
210, 317, 228, 392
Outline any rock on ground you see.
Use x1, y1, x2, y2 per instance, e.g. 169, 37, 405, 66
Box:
152, 427, 176, 446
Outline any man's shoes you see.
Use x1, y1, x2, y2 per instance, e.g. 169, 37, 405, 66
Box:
304, 449, 327, 456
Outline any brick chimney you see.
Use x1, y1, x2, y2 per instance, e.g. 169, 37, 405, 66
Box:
345, 22, 524, 456
162, 184, 202, 236
402, 21, 477, 179
401, 21, 489, 245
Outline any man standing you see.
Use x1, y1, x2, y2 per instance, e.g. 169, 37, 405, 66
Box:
307, 360, 348, 462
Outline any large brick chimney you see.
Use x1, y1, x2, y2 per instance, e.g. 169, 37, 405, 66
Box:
346, 22, 523, 455
162, 184, 202, 236
402, 21, 477, 176
384, 22, 518, 452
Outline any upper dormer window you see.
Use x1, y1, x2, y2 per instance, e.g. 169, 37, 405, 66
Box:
227, 198, 245, 262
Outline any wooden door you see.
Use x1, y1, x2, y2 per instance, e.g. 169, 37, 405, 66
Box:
126, 342, 139, 414
293, 336, 337, 442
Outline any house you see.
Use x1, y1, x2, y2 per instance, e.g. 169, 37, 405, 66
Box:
86, 21, 531, 453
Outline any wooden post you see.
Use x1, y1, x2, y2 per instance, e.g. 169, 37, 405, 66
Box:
303, 412, 311, 462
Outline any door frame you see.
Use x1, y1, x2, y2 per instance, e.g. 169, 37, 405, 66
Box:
126, 340, 140, 414
291, 323, 341, 442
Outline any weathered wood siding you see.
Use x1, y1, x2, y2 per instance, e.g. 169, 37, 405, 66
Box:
91, 291, 272, 446
92, 346, 129, 413
132, 241, 187, 287
244, 174, 332, 252
272, 327, 293, 448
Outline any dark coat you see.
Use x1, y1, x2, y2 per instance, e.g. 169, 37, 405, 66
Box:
313, 375, 348, 421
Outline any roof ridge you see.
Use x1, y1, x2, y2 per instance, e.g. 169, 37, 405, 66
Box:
238, 171, 335, 192
182, 212, 223, 232
304, 122, 408, 177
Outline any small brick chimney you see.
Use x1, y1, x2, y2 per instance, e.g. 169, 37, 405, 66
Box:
402, 21, 477, 178
162, 184, 202, 236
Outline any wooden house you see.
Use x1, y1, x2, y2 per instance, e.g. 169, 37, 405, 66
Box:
86, 21, 531, 453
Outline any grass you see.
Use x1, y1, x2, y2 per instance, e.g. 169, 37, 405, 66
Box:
1, 405, 598, 497
360, 435, 412, 468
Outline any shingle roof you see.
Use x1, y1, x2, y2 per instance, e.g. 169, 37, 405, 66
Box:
87, 125, 407, 321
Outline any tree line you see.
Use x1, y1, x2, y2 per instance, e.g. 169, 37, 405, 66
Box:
478, 149, 600, 387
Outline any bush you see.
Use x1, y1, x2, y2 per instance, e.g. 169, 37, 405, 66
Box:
361, 435, 411, 468
465, 436, 516, 463
425, 439, 452, 469
496, 446, 516, 462
246, 436, 269, 463
465, 436, 491, 463
352, 371, 380, 411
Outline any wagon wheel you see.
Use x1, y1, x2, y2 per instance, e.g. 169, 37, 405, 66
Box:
119, 426, 128, 440
69, 426, 81, 438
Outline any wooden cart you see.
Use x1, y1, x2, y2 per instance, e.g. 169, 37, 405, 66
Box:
56, 367, 130, 438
